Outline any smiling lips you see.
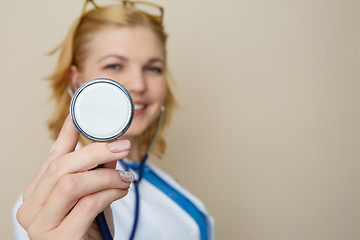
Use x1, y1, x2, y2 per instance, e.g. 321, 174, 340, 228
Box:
134, 103, 147, 116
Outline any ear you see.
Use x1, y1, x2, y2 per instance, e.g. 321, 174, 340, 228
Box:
69, 65, 82, 93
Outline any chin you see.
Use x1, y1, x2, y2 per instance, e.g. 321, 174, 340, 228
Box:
124, 122, 149, 139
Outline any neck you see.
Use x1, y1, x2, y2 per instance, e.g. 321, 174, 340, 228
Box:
124, 136, 142, 163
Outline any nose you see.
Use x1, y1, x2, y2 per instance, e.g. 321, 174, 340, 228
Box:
122, 68, 146, 95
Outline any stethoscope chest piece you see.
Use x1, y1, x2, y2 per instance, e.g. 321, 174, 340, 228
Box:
70, 78, 134, 142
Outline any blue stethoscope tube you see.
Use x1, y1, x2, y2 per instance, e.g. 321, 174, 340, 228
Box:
95, 154, 148, 240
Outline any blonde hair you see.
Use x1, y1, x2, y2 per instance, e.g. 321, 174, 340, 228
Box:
47, 5, 177, 158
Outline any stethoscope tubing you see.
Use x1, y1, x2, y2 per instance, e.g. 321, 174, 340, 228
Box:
97, 106, 165, 240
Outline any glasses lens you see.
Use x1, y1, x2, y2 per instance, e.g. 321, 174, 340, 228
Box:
92, 0, 120, 7
131, 2, 162, 18
88, 0, 162, 18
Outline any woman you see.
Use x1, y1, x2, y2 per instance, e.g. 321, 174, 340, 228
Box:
12, 1, 213, 239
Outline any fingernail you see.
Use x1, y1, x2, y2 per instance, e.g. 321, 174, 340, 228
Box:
108, 140, 130, 153
119, 170, 135, 183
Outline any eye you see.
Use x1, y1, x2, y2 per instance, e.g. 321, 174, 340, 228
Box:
147, 66, 163, 74
104, 64, 122, 70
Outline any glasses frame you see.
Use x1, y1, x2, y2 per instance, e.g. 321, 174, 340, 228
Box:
81, 0, 164, 23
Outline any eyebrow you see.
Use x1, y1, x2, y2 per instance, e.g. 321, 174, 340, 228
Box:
98, 55, 165, 64
148, 58, 165, 64
98, 55, 128, 63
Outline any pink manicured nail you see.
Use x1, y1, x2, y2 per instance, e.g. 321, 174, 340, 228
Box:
108, 140, 130, 153
119, 170, 135, 183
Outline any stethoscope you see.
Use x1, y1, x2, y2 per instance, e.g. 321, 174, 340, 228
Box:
69, 78, 165, 240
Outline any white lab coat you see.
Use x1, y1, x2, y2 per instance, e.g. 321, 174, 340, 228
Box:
12, 161, 214, 240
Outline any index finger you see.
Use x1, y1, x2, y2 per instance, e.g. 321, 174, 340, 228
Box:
49, 114, 80, 161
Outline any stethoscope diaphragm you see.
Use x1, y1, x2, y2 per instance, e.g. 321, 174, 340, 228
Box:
70, 78, 134, 142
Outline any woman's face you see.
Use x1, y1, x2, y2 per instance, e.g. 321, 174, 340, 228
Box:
71, 26, 167, 138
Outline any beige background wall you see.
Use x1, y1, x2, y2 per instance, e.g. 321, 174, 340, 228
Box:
1, 0, 360, 239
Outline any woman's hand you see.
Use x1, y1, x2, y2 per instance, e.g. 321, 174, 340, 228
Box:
16, 115, 134, 239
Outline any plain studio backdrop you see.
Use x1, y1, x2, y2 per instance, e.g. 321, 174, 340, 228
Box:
1, 0, 360, 239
